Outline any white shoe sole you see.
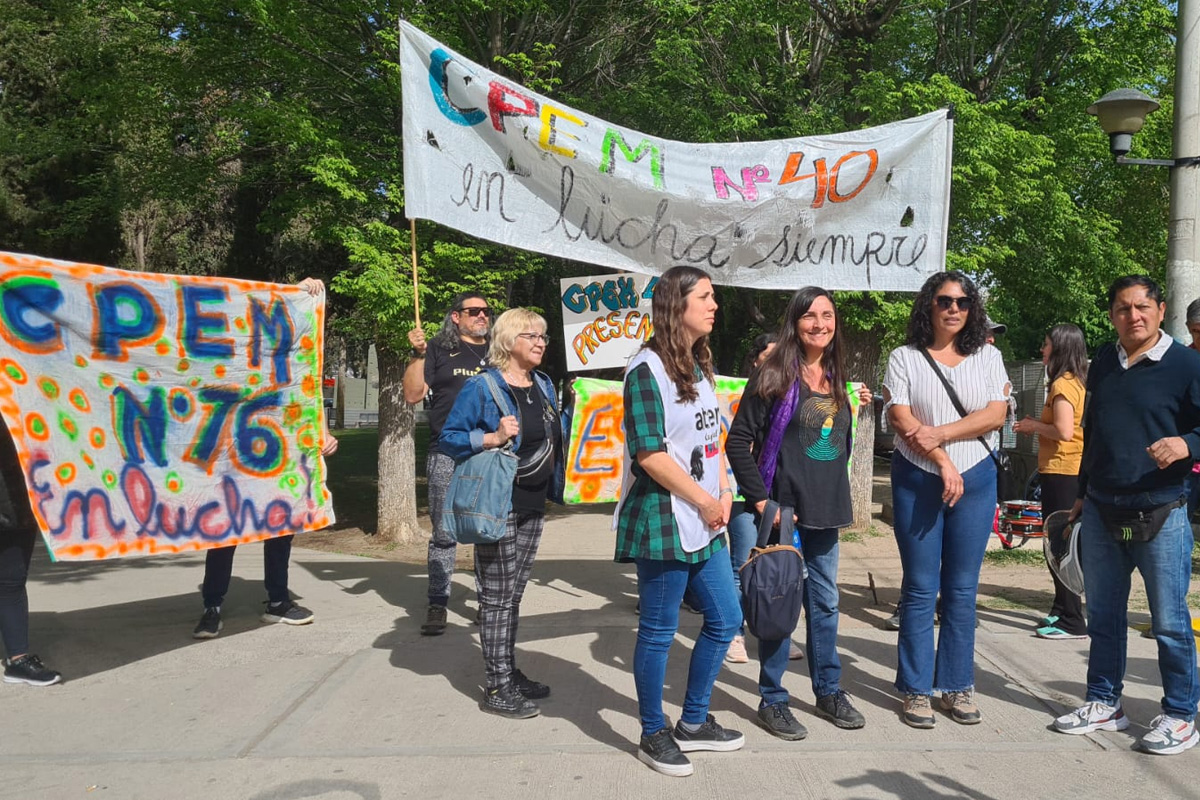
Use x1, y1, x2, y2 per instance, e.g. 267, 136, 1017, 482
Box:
637, 749, 693, 777
1055, 716, 1130, 734
1141, 731, 1199, 755
674, 733, 745, 752
261, 614, 313, 625
3, 674, 61, 686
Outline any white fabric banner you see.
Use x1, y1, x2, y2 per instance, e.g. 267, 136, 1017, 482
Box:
400, 22, 953, 291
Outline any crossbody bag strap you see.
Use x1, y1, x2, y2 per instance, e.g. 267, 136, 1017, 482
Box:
480, 372, 516, 452
918, 348, 1000, 467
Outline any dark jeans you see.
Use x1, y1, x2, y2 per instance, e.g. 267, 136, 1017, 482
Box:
0, 524, 35, 657
758, 526, 842, 705
202, 535, 294, 608
1039, 472, 1085, 635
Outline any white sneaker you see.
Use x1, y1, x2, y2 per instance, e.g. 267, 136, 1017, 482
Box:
1140, 715, 1199, 755
724, 635, 749, 664
1053, 700, 1130, 735
788, 641, 804, 660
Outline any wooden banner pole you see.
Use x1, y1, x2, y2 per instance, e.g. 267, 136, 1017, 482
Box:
409, 218, 421, 328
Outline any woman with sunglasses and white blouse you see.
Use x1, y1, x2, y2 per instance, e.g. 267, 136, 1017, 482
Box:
883, 271, 1010, 729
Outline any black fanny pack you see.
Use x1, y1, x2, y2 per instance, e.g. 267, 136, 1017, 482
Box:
1093, 496, 1185, 543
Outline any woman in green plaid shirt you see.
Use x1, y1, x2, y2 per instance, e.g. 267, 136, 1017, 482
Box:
614, 266, 744, 777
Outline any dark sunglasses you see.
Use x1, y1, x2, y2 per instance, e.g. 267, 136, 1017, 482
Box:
934, 295, 973, 312
456, 306, 492, 318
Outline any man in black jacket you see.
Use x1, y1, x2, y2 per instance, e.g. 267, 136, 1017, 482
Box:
1052, 275, 1200, 756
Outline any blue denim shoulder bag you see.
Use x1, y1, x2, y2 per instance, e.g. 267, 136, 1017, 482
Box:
441, 372, 518, 544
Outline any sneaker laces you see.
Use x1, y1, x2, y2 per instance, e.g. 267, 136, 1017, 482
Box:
17, 654, 47, 671
1073, 701, 1115, 723
1146, 714, 1189, 740
944, 690, 973, 707
905, 693, 932, 712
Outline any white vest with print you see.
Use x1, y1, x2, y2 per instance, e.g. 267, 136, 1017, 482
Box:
614, 350, 724, 552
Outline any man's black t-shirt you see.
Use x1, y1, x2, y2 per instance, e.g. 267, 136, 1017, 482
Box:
424, 339, 488, 444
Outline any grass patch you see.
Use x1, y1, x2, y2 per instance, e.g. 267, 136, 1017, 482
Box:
983, 547, 1045, 567
977, 594, 1041, 612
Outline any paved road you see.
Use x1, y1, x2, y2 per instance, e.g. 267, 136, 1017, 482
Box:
2, 511, 1196, 799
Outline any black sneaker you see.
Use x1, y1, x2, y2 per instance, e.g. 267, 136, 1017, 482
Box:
3, 654, 62, 686
672, 714, 745, 752
480, 682, 540, 719
261, 600, 314, 625
638, 727, 693, 777
757, 701, 808, 740
815, 690, 866, 729
193, 607, 222, 639
511, 668, 550, 699
885, 603, 901, 631
421, 604, 448, 636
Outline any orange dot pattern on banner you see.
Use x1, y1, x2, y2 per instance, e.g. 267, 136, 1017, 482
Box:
234, 318, 247, 332
2, 359, 28, 385
58, 413, 78, 439
300, 336, 315, 351
165, 472, 183, 493
214, 364, 226, 379
69, 388, 91, 413
301, 374, 317, 397
38, 377, 60, 400
298, 425, 316, 450
81, 451, 94, 469
90, 427, 106, 448
155, 341, 171, 356
178, 358, 190, 372
25, 413, 48, 441
99, 374, 115, 389
102, 470, 117, 489
56, 463, 76, 485
248, 374, 260, 386
134, 368, 150, 384
74, 355, 88, 368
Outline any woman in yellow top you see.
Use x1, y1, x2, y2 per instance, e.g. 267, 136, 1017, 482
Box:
1014, 324, 1088, 640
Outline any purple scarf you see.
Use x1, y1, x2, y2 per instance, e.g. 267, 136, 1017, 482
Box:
756, 378, 801, 494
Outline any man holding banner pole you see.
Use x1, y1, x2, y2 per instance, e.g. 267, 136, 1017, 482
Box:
404, 292, 492, 636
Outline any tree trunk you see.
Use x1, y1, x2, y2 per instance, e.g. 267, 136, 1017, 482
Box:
842, 326, 883, 531
376, 344, 419, 543
334, 336, 347, 430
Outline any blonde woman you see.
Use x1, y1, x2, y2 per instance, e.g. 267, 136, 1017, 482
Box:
440, 309, 565, 720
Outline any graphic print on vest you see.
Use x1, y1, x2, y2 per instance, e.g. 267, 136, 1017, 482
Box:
690, 446, 704, 480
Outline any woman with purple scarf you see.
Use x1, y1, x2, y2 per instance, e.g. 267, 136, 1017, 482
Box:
727, 287, 873, 740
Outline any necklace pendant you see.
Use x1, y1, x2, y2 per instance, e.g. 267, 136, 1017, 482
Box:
525, 393, 533, 405
480, 358, 486, 366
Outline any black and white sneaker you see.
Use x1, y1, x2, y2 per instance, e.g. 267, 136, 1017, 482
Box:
638, 728, 693, 777
511, 668, 550, 699
192, 607, 222, 639
261, 600, 314, 625
3, 654, 62, 686
672, 714, 745, 752
481, 682, 540, 719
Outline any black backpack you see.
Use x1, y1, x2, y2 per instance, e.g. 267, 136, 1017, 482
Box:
738, 500, 806, 641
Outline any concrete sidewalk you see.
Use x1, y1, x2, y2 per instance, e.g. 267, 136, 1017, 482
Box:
2, 510, 1196, 799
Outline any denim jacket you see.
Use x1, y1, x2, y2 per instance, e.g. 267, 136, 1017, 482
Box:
438, 367, 566, 505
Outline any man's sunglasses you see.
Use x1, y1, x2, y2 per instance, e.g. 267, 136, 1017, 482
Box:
934, 295, 973, 312
456, 306, 492, 318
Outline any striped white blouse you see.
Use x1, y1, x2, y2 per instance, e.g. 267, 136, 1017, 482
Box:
883, 344, 1010, 474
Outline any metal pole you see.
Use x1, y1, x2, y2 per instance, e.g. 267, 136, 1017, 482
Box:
1166, 0, 1200, 340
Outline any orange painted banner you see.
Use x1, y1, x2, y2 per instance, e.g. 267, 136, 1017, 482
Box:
0, 251, 334, 560
564, 376, 746, 504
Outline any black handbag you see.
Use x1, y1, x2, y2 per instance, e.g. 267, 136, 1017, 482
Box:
918, 349, 1015, 501
738, 500, 806, 641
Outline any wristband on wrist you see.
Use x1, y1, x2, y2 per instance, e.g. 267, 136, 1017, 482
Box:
718, 487, 733, 498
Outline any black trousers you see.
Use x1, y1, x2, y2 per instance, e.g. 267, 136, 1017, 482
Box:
1040, 472, 1086, 634
0, 524, 35, 657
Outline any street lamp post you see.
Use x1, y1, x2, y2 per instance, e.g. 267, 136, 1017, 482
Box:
1087, 0, 1200, 341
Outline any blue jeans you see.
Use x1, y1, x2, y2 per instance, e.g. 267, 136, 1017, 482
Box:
634, 546, 742, 737
1080, 489, 1199, 721
758, 526, 841, 705
727, 504, 757, 590
891, 453, 995, 694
